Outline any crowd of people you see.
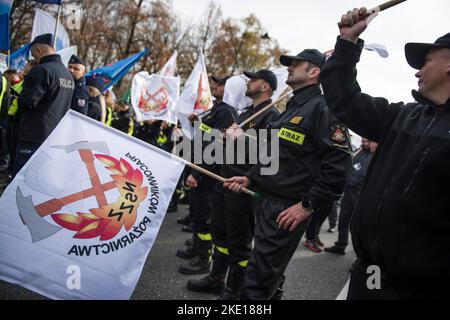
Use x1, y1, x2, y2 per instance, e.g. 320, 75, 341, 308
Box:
0, 6, 449, 300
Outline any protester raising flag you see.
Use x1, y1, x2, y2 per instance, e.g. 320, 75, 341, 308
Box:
0, 0, 13, 51
85, 49, 149, 94
0, 110, 185, 299
31, 8, 69, 52
131, 73, 180, 124
176, 48, 212, 139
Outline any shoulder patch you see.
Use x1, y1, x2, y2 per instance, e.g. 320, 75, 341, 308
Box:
290, 116, 303, 125
331, 124, 347, 143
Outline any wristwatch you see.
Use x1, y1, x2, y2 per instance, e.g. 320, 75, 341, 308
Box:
301, 197, 313, 212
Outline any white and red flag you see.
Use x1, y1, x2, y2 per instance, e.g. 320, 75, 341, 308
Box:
0, 111, 185, 299
131, 73, 180, 124
176, 48, 213, 139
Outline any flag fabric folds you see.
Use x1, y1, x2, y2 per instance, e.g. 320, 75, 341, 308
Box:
31, 8, 70, 51
175, 48, 212, 140
131, 73, 180, 124
85, 49, 149, 94
0, 110, 185, 299
7, 44, 30, 71
0, 0, 13, 50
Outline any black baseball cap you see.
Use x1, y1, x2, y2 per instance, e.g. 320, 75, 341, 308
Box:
405, 33, 450, 69
243, 69, 277, 91
280, 49, 326, 69
30, 33, 54, 47
212, 75, 231, 85
69, 55, 86, 66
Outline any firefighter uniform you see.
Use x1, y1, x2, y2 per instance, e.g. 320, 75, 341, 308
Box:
242, 82, 352, 299
178, 98, 237, 275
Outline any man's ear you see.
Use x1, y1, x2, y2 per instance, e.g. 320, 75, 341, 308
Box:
309, 67, 321, 79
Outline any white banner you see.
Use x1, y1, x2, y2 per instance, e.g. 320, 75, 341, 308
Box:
31, 8, 70, 51
131, 73, 180, 124
176, 49, 212, 140
0, 111, 185, 300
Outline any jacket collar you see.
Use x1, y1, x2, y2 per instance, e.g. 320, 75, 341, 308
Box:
412, 90, 450, 110
39, 54, 63, 64
289, 84, 322, 109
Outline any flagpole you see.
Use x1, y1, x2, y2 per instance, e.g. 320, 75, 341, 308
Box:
7, 0, 14, 68
238, 87, 292, 128
52, 3, 62, 48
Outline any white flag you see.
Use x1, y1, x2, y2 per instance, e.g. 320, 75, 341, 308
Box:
58, 46, 77, 67
0, 111, 185, 300
159, 51, 177, 77
271, 67, 289, 101
223, 75, 251, 112
131, 72, 180, 124
31, 8, 70, 51
176, 49, 213, 139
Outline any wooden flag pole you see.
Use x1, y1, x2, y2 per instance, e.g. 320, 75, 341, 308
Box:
169, 131, 259, 198
337, 0, 408, 27
183, 161, 259, 198
52, 4, 62, 48
238, 87, 292, 128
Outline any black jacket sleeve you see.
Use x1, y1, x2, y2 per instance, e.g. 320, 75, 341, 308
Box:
320, 37, 403, 143
190, 106, 237, 181
307, 108, 352, 209
18, 67, 47, 110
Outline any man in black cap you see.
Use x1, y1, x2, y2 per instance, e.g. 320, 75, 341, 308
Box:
178, 75, 237, 276
14, 33, 74, 177
187, 70, 280, 299
225, 50, 352, 300
320, 7, 450, 299
68, 55, 89, 115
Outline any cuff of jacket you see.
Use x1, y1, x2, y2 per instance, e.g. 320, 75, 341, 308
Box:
332, 36, 365, 64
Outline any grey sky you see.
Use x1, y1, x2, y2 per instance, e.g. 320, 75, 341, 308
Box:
172, 0, 450, 103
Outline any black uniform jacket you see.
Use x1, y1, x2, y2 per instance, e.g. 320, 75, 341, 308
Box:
18, 54, 74, 144
223, 99, 280, 178
191, 100, 237, 180
320, 36, 450, 294
246, 84, 352, 208
71, 77, 89, 115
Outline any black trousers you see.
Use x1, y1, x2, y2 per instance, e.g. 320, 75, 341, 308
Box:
242, 196, 311, 300
191, 176, 214, 235
6, 118, 19, 172
335, 186, 360, 248
211, 184, 256, 266
305, 201, 334, 241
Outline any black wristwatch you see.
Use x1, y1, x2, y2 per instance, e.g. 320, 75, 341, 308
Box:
301, 198, 313, 212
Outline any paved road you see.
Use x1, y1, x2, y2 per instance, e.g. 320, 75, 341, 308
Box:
0, 193, 355, 300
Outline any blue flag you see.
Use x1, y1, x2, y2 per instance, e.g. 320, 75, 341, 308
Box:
0, 0, 13, 50
7, 44, 30, 71
32, 0, 63, 4
86, 49, 149, 93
